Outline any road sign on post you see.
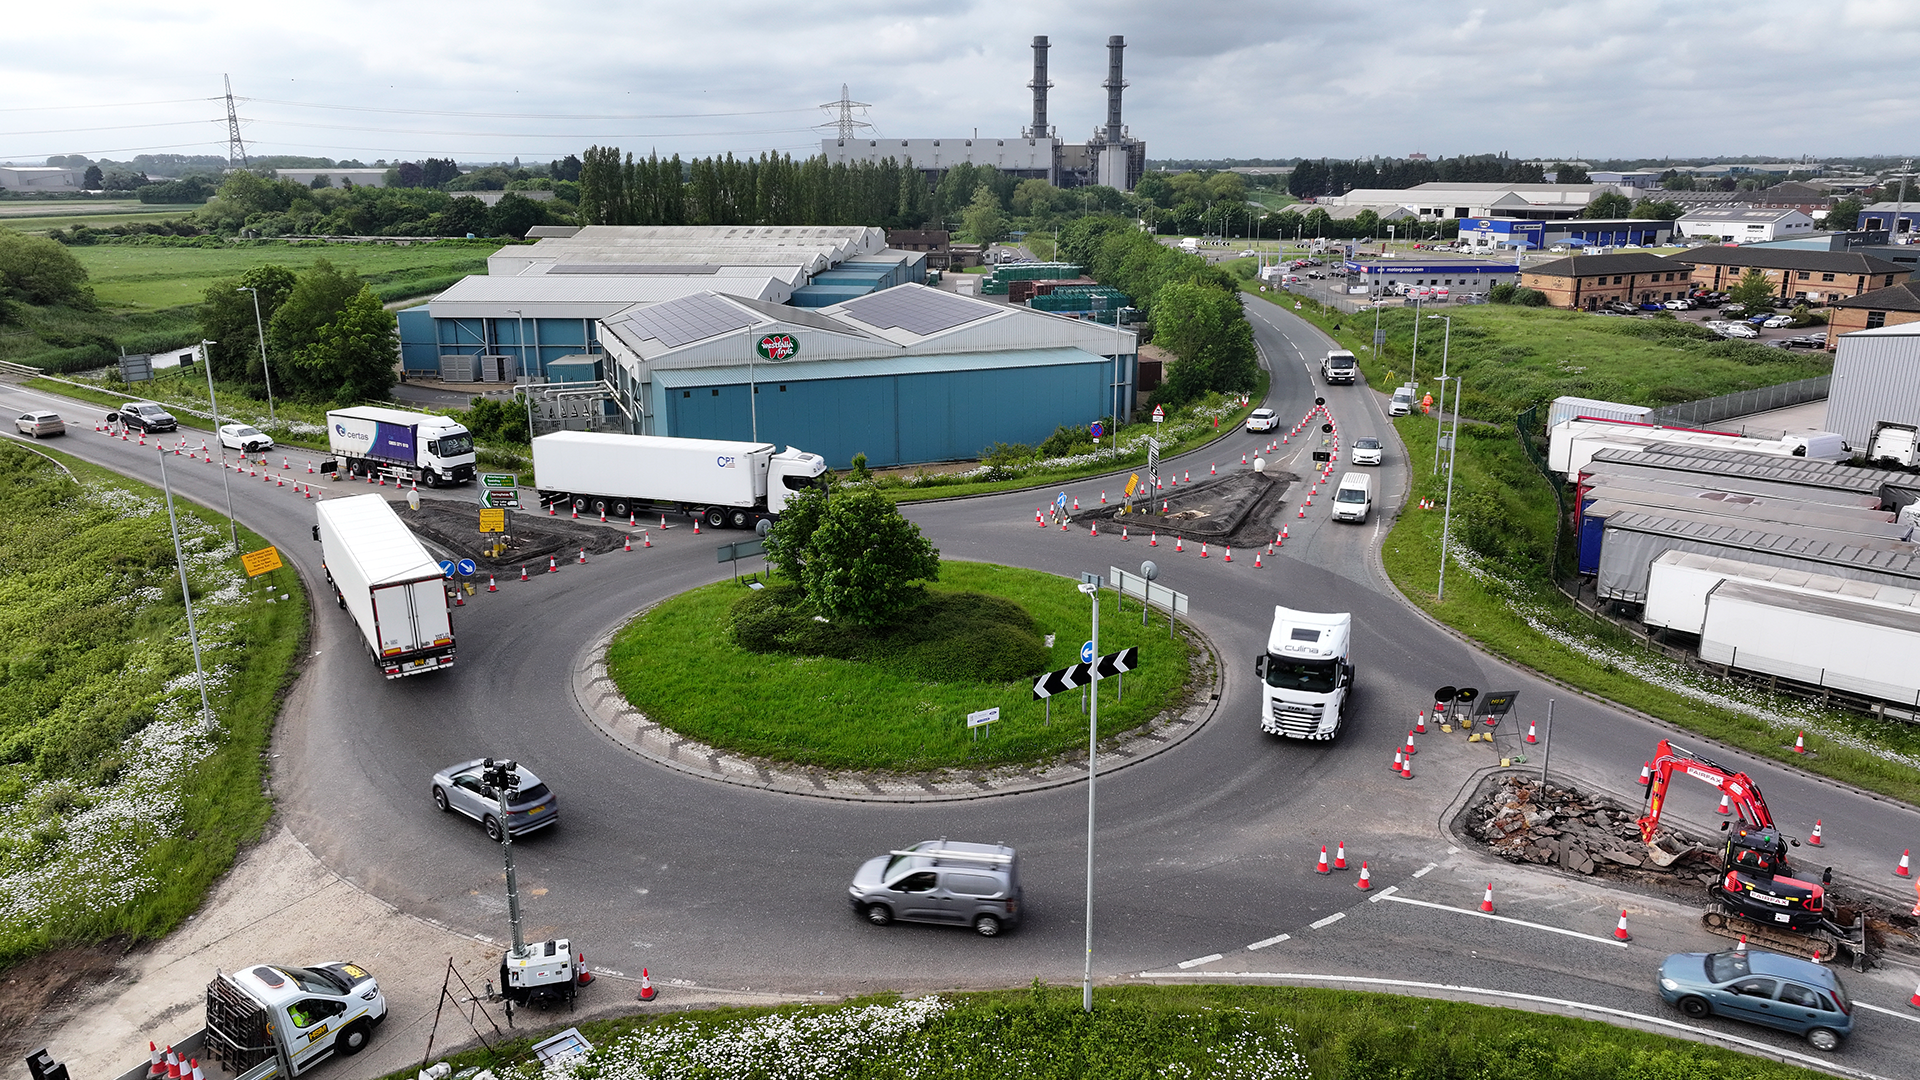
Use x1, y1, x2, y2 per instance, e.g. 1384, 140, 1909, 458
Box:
479, 509, 507, 533
479, 474, 522, 509
241, 546, 282, 577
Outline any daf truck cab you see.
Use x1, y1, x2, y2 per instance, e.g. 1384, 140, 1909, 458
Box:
1253, 606, 1354, 740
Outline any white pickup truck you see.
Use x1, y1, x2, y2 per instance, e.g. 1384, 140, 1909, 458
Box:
106, 962, 386, 1080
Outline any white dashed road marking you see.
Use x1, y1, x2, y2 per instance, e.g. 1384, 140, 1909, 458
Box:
1177, 953, 1223, 969
1309, 912, 1345, 930
1374, 893, 1629, 948
1246, 933, 1290, 951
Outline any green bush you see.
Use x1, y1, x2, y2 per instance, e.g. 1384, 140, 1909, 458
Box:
729, 586, 1046, 682
1038, 423, 1096, 458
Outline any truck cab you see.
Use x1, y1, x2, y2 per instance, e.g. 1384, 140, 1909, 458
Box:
1321, 350, 1358, 385
205, 962, 386, 1078
1253, 606, 1353, 740
767, 447, 829, 514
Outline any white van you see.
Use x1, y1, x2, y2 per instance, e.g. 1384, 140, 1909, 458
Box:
1388, 386, 1415, 416
1331, 472, 1372, 523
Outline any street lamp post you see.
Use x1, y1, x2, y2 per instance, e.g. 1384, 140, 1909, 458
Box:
198, 340, 239, 552
1436, 375, 1462, 601
1078, 578, 1100, 1012
156, 444, 217, 733
1427, 314, 1452, 472
235, 288, 275, 423
1408, 296, 1424, 386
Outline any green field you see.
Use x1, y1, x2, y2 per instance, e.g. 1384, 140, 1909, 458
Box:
70, 240, 494, 312
0, 201, 188, 236
607, 562, 1197, 772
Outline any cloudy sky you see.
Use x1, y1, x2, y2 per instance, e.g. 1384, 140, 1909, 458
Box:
6, 0, 1918, 168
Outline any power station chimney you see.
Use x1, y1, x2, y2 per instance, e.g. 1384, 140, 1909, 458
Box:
1028, 36, 1052, 139
1103, 35, 1127, 146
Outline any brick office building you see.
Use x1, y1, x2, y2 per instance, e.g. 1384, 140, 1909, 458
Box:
1678, 247, 1908, 305
1826, 280, 1920, 348
1519, 252, 1695, 310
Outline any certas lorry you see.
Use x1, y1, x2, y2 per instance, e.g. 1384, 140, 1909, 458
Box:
325, 406, 475, 487
111, 961, 386, 1080
532, 431, 827, 529
313, 494, 454, 679
1253, 606, 1354, 740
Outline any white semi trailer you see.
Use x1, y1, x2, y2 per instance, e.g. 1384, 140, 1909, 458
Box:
532, 431, 827, 529
1253, 606, 1354, 740
313, 494, 453, 679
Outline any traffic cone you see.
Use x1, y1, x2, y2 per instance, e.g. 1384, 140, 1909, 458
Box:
277, 475, 285, 487
487, 575, 498, 593
1184, 470, 1189, 482
379, 474, 386, 486
1794, 731, 1807, 754
1223, 546, 1232, 562
1400, 756, 1413, 779
1909, 978, 1920, 1008
1253, 550, 1262, 568
1808, 821, 1822, 846
577, 952, 594, 986
1524, 721, 1538, 744
1480, 884, 1495, 913
1149, 532, 1157, 546
1241, 454, 1248, 466
1073, 497, 1080, 511
1090, 521, 1098, 538
453, 589, 463, 607
411, 479, 418, 492
548, 556, 558, 573
1282, 526, 1289, 541
165, 1048, 180, 1080
1736, 934, 1747, 952
630, 511, 637, 527
1200, 542, 1209, 558
1391, 750, 1404, 773
1334, 842, 1347, 870
1614, 910, 1632, 941
145, 1042, 163, 1079
1717, 793, 1732, 815
1403, 731, 1417, 757
643, 532, 652, 548
1101, 491, 1107, 504
1298, 505, 1306, 518
1037, 509, 1045, 527
1210, 462, 1216, 476
1356, 863, 1371, 890
549, 501, 556, 516
1415, 710, 1427, 734
660, 514, 669, 529
303, 484, 312, 499
1315, 846, 1330, 874
1175, 535, 1184, 553
579, 547, 588, 564
1122, 527, 1129, 542
1061, 518, 1068, 531
624, 535, 632, 552
693, 519, 701, 534
307, 459, 314, 473
1637, 763, 1652, 786
521, 566, 530, 581
1898, 849, 1913, 878
638, 967, 657, 1001
282, 457, 289, 470
190, 1061, 203, 1080
138, 432, 146, 446
600, 507, 607, 523
571, 505, 578, 519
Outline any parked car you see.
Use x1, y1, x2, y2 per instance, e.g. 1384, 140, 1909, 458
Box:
1664, 299, 1694, 311
1720, 324, 1760, 339
1784, 335, 1824, 349
114, 401, 177, 434
1638, 302, 1666, 312
1762, 315, 1794, 329
849, 840, 1022, 937
430, 758, 559, 841
1245, 408, 1278, 432
1721, 303, 1747, 317
14, 410, 65, 438
1658, 949, 1851, 1051
1388, 386, 1415, 416
1747, 314, 1773, 326
218, 423, 275, 453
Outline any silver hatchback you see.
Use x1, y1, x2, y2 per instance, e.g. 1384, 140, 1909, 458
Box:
430, 758, 558, 841
849, 840, 1022, 936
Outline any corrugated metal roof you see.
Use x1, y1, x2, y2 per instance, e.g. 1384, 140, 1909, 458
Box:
1587, 447, 1891, 495
1714, 579, 1920, 635
652, 346, 1109, 387
1607, 510, 1920, 570
1660, 550, 1920, 609
429, 274, 784, 318
1642, 443, 1920, 494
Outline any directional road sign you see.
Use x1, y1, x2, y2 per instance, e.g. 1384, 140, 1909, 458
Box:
1080, 640, 1095, 664
479, 509, 507, 533
438, 560, 456, 579
479, 474, 522, 509
456, 558, 477, 577
1030, 647, 1139, 700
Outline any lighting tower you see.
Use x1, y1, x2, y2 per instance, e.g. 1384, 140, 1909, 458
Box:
223, 74, 248, 169
818, 84, 873, 142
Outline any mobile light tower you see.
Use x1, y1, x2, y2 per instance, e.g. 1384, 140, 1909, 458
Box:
484, 757, 581, 1018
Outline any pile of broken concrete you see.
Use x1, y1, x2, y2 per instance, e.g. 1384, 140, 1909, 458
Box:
1466, 774, 1715, 883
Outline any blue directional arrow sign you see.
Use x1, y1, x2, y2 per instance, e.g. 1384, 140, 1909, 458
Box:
438, 560, 456, 579
1056, 492, 1069, 509
456, 558, 477, 577
1081, 640, 1095, 664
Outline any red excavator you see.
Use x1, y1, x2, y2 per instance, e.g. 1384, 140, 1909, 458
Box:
1637, 738, 1868, 967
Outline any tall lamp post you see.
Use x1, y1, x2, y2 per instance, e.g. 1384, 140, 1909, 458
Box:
1436, 374, 1462, 601
1426, 314, 1452, 472
1408, 296, 1425, 386
1077, 577, 1101, 1012
235, 287, 275, 423
197, 340, 239, 552
156, 445, 217, 733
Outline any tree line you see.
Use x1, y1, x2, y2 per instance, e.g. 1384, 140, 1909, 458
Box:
198, 259, 397, 404
1289, 155, 1548, 198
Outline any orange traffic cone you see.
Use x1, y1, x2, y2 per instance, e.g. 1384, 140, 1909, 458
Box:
577, 952, 594, 986
1356, 863, 1371, 890
190, 1060, 204, 1080
487, 575, 498, 593
1614, 910, 1632, 941
1480, 884, 1495, 913
1314, 846, 1330, 874
145, 1042, 163, 1079
1898, 849, 1912, 878
1794, 731, 1807, 754
1808, 821, 1823, 845
520, 566, 530, 581
165, 1047, 179, 1080
1334, 842, 1347, 870
638, 967, 657, 1001
1524, 721, 1538, 744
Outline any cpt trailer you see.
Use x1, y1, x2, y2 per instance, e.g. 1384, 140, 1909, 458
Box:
532, 431, 826, 529
313, 494, 454, 679
325, 406, 476, 487
109, 962, 386, 1080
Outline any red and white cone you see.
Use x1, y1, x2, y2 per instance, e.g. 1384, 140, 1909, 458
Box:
1090, 521, 1098, 538
1334, 842, 1347, 870
548, 556, 558, 573
1356, 863, 1371, 890
1314, 846, 1330, 874
1149, 532, 1158, 546
571, 505, 578, 519
600, 508, 607, 523
1909, 978, 1920, 1008
1614, 910, 1632, 941
1241, 454, 1248, 466
549, 501, 556, 516
1175, 536, 1184, 553
190, 1060, 204, 1080
1524, 721, 1538, 744
1037, 509, 1045, 527
307, 459, 315, 473
1390, 750, 1404, 773
1253, 550, 1262, 568
1415, 710, 1428, 734
1717, 793, 1732, 815
693, 519, 700, 534
1794, 731, 1807, 754
1073, 497, 1080, 511
487, 575, 498, 593
1807, 820, 1823, 846
629, 511, 637, 527
660, 514, 669, 529
1210, 463, 1217, 476
1400, 756, 1413, 779
282, 457, 289, 470
578, 547, 588, 564
1898, 849, 1913, 878
577, 952, 594, 986
624, 535, 632, 552
644, 532, 652, 548
1298, 505, 1306, 518
1101, 491, 1107, 504
638, 967, 657, 1001
1480, 884, 1495, 913
1736, 934, 1748, 952
165, 1048, 180, 1080
1122, 527, 1129, 542
1199, 542, 1209, 558
520, 566, 530, 582
303, 484, 313, 499
145, 1042, 163, 1079
1403, 731, 1418, 757
1223, 546, 1232, 562
1637, 763, 1652, 786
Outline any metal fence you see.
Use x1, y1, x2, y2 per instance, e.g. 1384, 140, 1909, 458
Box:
1516, 403, 1570, 579
1644, 375, 1830, 430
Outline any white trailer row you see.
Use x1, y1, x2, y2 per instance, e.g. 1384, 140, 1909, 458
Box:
1548, 416, 1849, 480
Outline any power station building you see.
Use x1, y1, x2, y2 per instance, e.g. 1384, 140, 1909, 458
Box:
820, 35, 1145, 191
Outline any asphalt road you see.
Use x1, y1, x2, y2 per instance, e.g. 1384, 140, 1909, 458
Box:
6, 307, 1919, 1075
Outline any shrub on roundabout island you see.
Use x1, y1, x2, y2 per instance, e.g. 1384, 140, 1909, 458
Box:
769, 485, 941, 627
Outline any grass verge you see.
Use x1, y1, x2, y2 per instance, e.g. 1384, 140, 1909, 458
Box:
380, 983, 1829, 1080
0, 440, 304, 963
606, 561, 1199, 772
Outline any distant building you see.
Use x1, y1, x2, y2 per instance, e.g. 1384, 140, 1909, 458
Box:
1589, 170, 1664, 190
0, 165, 83, 191
1520, 252, 1695, 310
1341, 257, 1520, 297
1858, 202, 1920, 239
1457, 217, 1673, 252
1677, 247, 1908, 304
271, 168, 393, 189
1827, 280, 1920, 347
1321, 183, 1626, 221
1732, 181, 1836, 217
1676, 207, 1816, 243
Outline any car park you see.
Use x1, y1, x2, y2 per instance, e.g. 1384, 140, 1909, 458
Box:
431, 758, 559, 841
114, 401, 177, 434
1762, 315, 1794, 328
218, 423, 274, 453
849, 840, 1021, 936
13, 411, 65, 438
1245, 408, 1278, 432
1350, 436, 1383, 465
1658, 949, 1852, 1051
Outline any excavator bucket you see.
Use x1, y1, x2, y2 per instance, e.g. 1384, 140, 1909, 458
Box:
1645, 835, 1698, 867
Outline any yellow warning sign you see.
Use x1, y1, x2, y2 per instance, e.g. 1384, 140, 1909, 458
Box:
1124, 473, 1140, 497
241, 546, 283, 578
479, 508, 507, 533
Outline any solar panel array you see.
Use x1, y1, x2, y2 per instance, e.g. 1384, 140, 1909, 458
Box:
840, 288, 993, 336
608, 293, 755, 348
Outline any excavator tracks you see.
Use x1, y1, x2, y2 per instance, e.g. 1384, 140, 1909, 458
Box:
1701, 904, 1870, 970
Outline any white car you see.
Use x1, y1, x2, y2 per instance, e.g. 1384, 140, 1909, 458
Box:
218, 423, 274, 453
1719, 323, 1760, 339
1762, 315, 1794, 328
1245, 408, 1278, 432
1350, 436, 1383, 465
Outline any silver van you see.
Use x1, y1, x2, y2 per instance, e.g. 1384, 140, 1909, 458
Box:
849, 839, 1022, 936
1331, 472, 1372, 523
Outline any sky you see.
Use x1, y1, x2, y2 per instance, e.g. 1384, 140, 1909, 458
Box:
5, 0, 1920, 168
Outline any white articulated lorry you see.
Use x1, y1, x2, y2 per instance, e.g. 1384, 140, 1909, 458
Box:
532, 431, 828, 529
325, 406, 476, 487
105, 961, 386, 1080
1253, 606, 1354, 740
313, 494, 454, 679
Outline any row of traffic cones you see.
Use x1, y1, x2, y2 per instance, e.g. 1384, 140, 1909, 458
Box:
1312, 843, 1372, 890
143, 1043, 204, 1080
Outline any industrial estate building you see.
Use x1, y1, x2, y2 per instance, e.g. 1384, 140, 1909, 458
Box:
0, 165, 82, 191
1676, 247, 1906, 304
1341, 257, 1520, 297
1520, 252, 1694, 309
1457, 217, 1674, 251
1826, 322, 1920, 449
1675, 207, 1816, 243
1319, 182, 1623, 221
1828, 281, 1920, 342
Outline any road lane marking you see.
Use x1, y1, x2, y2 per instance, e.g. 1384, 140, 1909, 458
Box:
1367, 886, 1398, 902
1177, 953, 1223, 969
1374, 893, 1629, 948
1132, 971, 1891, 1080
1309, 912, 1345, 930
1855, 1001, 1920, 1025
1246, 933, 1290, 951
1413, 863, 1438, 877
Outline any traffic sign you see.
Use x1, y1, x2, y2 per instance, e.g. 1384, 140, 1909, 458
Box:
1124, 473, 1140, 497
241, 546, 282, 578
1056, 492, 1069, 509
456, 558, 476, 577
438, 560, 456, 579
1080, 640, 1095, 664
1152, 405, 1164, 424
481, 473, 518, 488
481, 489, 522, 510
1030, 647, 1140, 700
967, 707, 1000, 729
479, 509, 507, 533
1090, 421, 1104, 438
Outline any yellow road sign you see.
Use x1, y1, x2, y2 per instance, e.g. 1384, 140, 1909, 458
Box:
241, 546, 283, 578
479, 508, 507, 533
1125, 473, 1140, 497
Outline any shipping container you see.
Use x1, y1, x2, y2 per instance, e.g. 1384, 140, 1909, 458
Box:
1547, 396, 1654, 429
1644, 550, 1920, 635
1699, 579, 1920, 708
1596, 510, 1920, 603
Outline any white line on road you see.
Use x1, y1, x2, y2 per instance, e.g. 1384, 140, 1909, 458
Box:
1855, 1001, 1920, 1025
1132, 971, 1893, 1080
1177, 953, 1223, 969
1413, 863, 1438, 877
1309, 912, 1346, 930
1367, 886, 1399, 902
1247, 933, 1290, 951
1374, 893, 1629, 948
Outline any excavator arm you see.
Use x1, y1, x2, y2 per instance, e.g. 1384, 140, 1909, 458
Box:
1637, 738, 1774, 844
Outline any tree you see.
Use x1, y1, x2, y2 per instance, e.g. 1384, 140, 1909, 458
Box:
420, 158, 461, 189
267, 259, 361, 397
800, 488, 940, 626
1553, 163, 1589, 184
960, 184, 1007, 244
440, 195, 492, 237
200, 264, 298, 387
292, 287, 398, 403
765, 482, 830, 582
1631, 198, 1684, 220
488, 192, 548, 239
0, 227, 93, 307
81, 165, 103, 190
1728, 268, 1778, 310
1585, 192, 1632, 218
1826, 196, 1864, 231
1151, 279, 1259, 405
1661, 170, 1697, 191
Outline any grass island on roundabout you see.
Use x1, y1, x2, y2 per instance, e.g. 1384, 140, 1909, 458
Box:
604, 489, 1202, 774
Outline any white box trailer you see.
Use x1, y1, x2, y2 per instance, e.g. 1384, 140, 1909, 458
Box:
1700, 579, 1920, 708
1547, 395, 1652, 429
1595, 509, 1920, 603
313, 494, 453, 679
532, 431, 826, 529
1548, 418, 1848, 480
1645, 549, 1920, 635
325, 406, 476, 487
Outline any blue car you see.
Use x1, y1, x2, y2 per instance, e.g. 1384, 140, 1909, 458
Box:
1659, 950, 1852, 1051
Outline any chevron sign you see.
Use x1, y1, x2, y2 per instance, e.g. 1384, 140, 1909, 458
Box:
1031, 647, 1138, 700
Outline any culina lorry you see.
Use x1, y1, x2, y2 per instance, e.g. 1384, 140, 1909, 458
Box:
1253, 605, 1354, 740
532, 431, 827, 529
103, 960, 386, 1080
312, 494, 453, 678
324, 406, 475, 486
